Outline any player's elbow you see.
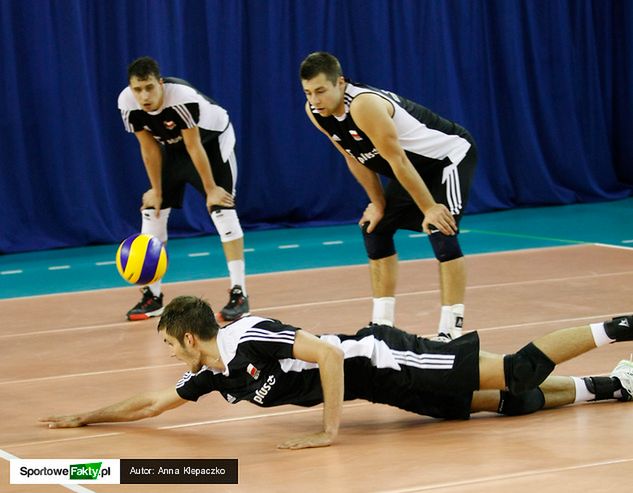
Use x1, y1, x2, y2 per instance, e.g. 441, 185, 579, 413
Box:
322, 344, 344, 367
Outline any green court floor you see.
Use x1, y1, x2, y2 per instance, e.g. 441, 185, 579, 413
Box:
1, 198, 631, 299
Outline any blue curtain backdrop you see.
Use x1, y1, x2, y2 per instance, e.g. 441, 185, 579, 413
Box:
1, 0, 631, 253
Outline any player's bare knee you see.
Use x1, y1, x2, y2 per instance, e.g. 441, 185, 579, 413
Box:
210, 208, 244, 243
503, 343, 555, 395
141, 208, 170, 243
497, 388, 545, 416
362, 228, 396, 260
428, 230, 463, 262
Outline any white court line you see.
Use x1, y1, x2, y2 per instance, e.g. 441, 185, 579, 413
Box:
0, 321, 137, 339
594, 242, 633, 251
3, 269, 633, 341
95, 261, 115, 266
5, 433, 122, 449
0, 447, 97, 493
158, 402, 369, 430
244, 248, 255, 252
377, 457, 633, 492
1, 270, 23, 275
622, 239, 633, 244
187, 252, 210, 257
278, 244, 299, 249
322, 240, 343, 245
48, 265, 71, 271
0, 363, 181, 386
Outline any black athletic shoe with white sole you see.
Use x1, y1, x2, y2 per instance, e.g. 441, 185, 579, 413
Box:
219, 285, 250, 321
127, 287, 164, 321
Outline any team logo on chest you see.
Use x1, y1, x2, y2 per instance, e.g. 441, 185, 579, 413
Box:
349, 129, 363, 141
163, 120, 176, 130
247, 363, 261, 380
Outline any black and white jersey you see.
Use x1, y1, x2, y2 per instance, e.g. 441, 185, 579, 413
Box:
117, 77, 236, 162
175, 317, 480, 419
311, 80, 473, 179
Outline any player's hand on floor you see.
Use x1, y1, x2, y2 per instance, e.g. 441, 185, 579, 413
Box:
206, 187, 234, 210
38, 415, 86, 428
422, 204, 457, 235
277, 431, 335, 450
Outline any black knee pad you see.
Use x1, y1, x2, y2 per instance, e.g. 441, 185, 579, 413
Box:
362, 226, 396, 260
497, 388, 545, 416
428, 230, 463, 262
503, 343, 555, 395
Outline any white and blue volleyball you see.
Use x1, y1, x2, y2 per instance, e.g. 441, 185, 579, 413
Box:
115, 233, 168, 285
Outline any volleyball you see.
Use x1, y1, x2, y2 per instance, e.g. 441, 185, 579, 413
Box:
115, 233, 168, 285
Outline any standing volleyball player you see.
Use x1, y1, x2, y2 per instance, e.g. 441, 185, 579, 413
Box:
118, 56, 249, 321
300, 52, 477, 341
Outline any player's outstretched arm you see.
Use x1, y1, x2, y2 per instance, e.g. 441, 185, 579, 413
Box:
39, 387, 187, 428
278, 330, 344, 450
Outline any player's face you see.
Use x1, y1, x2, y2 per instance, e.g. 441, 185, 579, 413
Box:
161, 330, 204, 373
302, 73, 345, 117
129, 75, 164, 112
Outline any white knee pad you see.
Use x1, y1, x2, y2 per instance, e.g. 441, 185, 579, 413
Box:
141, 208, 171, 243
210, 208, 243, 243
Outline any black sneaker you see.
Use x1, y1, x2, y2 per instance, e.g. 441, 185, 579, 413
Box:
127, 287, 164, 321
219, 285, 250, 321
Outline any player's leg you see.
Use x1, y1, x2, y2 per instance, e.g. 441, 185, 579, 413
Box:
127, 150, 181, 321
362, 184, 400, 325
471, 366, 633, 415
125, 206, 172, 320
427, 144, 477, 341
200, 146, 249, 321
479, 316, 633, 394
367, 253, 398, 326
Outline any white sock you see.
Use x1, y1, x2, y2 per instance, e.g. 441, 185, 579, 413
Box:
228, 260, 246, 295
148, 281, 161, 297
590, 322, 615, 347
372, 297, 395, 326
438, 304, 465, 338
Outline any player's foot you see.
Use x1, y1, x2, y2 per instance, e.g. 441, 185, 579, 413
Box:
431, 332, 453, 343
126, 287, 164, 321
610, 359, 633, 401
219, 285, 250, 321
604, 315, 633, 341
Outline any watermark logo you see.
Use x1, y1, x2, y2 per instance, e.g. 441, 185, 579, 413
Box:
10, 459, 118, 484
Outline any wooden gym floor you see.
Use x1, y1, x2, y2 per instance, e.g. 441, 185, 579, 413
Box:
1, 243, 633, 492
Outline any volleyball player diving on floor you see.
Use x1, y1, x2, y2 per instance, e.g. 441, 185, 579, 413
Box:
41, 296, 633, 450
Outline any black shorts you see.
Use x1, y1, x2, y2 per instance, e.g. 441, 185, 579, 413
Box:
159, 138, 237, 209
345, 325, 480, 420
372, 142, 477, 234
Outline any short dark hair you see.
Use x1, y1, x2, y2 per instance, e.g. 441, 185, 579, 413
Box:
157, 296, 219, 344
127, 56, 161, 82
299, 52, 342, 84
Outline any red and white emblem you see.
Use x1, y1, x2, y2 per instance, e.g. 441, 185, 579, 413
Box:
247, 364, 260, 380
